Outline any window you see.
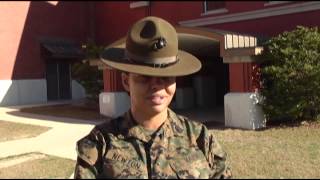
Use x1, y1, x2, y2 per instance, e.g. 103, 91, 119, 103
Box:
130, 1, 150, 9
204, 1, 226, 12
202, 1, 228, 16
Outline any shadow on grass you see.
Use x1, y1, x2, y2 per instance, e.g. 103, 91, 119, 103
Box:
207, 118, 320, 132
266, 118, 320, 129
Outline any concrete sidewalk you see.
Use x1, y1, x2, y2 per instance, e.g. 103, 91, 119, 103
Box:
0, 106, 103, 160
0, 103, 225, 160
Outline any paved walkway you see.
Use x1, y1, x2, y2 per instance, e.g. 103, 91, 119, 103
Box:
0, 106, 102, 161
0, 103, 225, 161
0, 103, 224, 179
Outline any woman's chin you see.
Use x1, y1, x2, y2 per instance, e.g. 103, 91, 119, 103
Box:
148, 104, 168, 114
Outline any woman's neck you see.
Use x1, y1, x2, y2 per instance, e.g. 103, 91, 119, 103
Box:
130, 107, 168, 130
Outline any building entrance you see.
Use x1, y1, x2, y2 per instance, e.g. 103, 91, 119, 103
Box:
46, 61, 71, 100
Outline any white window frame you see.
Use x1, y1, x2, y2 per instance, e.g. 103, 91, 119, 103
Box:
202, 1, 228, 16
264, 1, 291, 7
130, 1, 150, 9
180, 1, 320, 27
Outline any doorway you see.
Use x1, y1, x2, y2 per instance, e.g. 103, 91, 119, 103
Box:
46, 61, 71, 100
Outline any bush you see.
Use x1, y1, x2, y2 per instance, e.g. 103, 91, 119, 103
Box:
71, 40, 104, 103
72, 61, 103, 103
260, 26, 320, 122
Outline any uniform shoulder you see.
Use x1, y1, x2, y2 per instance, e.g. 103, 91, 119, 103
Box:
76, 127, 103, 166
171, 111, 208, 137
176, 114, 206, 128
93, 115, 126, 136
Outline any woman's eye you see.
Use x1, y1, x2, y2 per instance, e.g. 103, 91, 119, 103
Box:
136, 75, 150, 83
162, 77, 175, 82
142, 76, 150, 81
134, 75, 175, 83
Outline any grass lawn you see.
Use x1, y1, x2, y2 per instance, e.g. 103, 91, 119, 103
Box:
14, 104, 320, 178
0, 121, 51, 142
211, 121, 320, 178
20, 104, 108, 121
0, 153, 75, 179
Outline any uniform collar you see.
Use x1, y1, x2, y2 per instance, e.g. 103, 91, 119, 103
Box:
120, 108, 185, 143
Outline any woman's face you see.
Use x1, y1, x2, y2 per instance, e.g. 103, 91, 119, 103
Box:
122, 73, 176, 115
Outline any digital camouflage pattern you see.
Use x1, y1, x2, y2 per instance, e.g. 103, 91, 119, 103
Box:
74, 109, 232, 179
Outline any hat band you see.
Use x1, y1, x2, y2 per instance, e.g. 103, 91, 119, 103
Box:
127, 58, 179, 68
125, 50, 178, 64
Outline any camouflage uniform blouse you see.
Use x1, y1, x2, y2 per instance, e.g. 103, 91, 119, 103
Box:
74, 109, 231, 179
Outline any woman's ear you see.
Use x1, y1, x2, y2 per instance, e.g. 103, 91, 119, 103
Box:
121, 72, 130, 92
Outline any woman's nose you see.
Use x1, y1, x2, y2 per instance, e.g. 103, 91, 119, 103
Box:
149, 77, 164, 89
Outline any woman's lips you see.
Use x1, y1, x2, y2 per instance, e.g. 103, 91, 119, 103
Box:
147, 95, 165, 105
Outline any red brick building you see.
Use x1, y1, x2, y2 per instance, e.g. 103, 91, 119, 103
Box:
94, 1, 320, 129
0, 1, 92, 106
1, 1, 319, 129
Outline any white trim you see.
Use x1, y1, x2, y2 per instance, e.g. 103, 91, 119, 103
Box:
179, 1, 320, 27
46, 1, 58, 6
264, 1, 291, 7
201, 8, 228, 16
0, 79, 47, 106
130, 1, 149, 9
224, 34, 257, 49
0, 79, 85, 106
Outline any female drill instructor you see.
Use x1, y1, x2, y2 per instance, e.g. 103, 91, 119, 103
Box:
74, 16, 231, 179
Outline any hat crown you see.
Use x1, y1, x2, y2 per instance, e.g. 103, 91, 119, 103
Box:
125, 16, 178, 65
100, 16, 202, 77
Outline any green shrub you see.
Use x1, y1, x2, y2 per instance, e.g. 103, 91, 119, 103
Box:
260, 26, 320, 122
71, 40, 104, 103
72, 62, 103, 103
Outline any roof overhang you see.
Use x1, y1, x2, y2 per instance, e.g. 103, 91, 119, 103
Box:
91, 26, 265, 69
175, 26, 264, 62
40, 39, 85, 60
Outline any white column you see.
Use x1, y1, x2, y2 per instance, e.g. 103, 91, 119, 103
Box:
99, 92, 130, 118
224, 92, 266, 130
